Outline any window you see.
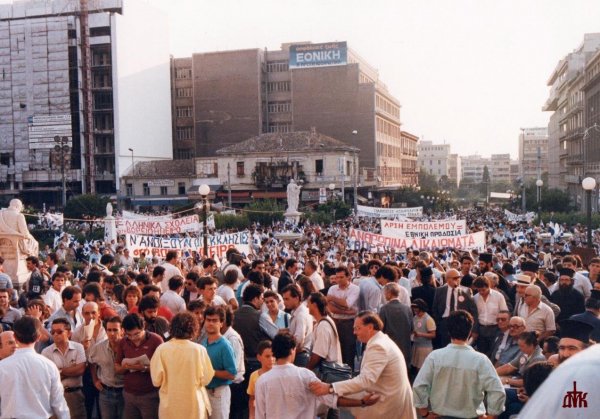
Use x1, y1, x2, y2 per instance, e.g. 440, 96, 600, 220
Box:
178, 182, 186, 195
268, 123, 291, 133
93, 92, 113, 110
143, 183, 150, 196
267, 101, 291, 113
266, 81, 290, 92
160, 186, 168, 196
176, 88, 192, 97
175, 68, 191, 79
176, 106, 193, 118
315, 159, 323, 175
176, 127, 193, 140
90, 26, 111, 37
267, 61, 288, 72
236, 161, 245, 177
126, 183, 133, 196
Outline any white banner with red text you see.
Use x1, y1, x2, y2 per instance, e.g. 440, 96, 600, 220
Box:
380, 219, 467, 239
356, 205, 423, 218
347, 228, 486, 252
125, 231, 250, 259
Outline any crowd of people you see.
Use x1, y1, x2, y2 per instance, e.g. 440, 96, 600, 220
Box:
0, 207, 599, 418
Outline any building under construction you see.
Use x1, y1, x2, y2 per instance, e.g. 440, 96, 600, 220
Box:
0, 0, 173, 208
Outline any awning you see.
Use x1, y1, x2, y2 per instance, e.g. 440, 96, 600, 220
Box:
252, 191, 287, 199
357, 194, 369, 203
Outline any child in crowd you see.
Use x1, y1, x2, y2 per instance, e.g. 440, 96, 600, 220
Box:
247, 340, 275, 419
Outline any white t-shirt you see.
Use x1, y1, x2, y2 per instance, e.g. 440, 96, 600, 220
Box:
160, 262, 182, 293
217, 284, 236, 304
327, 283, 360, 320
309, 271, 325, 291
312, 318, 342, 364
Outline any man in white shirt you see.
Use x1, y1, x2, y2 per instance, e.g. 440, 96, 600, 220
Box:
304, 260, 324, 291
306, 292, 342, 370
255, 332, 378, 419
0, 317, 70, 419
472, 276, 508, 356
327, 266, 360, 368
44, 272, 66, 314
160, 251, 182, 293
160, 275, 186, 315
282, 284, 313, 367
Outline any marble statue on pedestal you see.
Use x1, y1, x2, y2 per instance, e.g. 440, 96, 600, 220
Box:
284, 179, 303, 225
0, 199, 39, 287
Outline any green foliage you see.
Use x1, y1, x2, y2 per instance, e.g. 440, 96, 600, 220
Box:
315, 200, 352, 220
524, 186, 575, 213
418, 171, 439, 190
306, 211, 334, 225
214, 213, 250, 230
538, 212, 600, 228
29, 229, 57, 249
64, 194, 110, 220
245, 199, 284, 226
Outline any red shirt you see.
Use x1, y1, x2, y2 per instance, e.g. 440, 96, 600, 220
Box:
130, 306, 173, 322
99, 302, 118, 321
115, 331, 163, 394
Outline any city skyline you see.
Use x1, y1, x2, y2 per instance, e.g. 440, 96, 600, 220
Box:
146, 0, 600, 158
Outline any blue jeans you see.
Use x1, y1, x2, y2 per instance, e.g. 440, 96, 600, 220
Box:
99, 387, 124, 419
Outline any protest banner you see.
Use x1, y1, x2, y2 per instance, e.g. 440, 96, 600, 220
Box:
122, 210, 173, 220
381, 219, 467, 239
347, 228, 486, 252
116, 214, 201, 235
504, 209, 535, 223
356, 205, 423, 218
126, 231, 251, 259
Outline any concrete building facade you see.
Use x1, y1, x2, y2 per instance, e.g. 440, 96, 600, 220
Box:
543, 33, 600, 193
417, 141, 461, 187
0, 0, 172, 208
490, 154, 512, 184
518, 127, 548, 183
461, 155, 489, 184
170, 41, 415, 189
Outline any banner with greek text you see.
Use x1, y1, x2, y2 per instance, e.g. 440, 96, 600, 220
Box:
381, 219, 467, 239
126, 231, 251, 259
122, 210, 173, 220
117, 214, 201, 235
504, 209, 535, 223
356, 205, 423, 218
347, 228, 486, 252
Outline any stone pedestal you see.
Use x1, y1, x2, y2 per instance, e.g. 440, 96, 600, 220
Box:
0, 235, 30, 288
104, 215, 116, 244
284, 210, 302, 226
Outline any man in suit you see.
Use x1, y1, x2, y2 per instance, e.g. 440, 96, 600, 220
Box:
379, 283, 413, 366
277, 258, 298, 294
432, 269, 478, 348
489, 312, 524, 367
569, 289, 600, 343
309, 311, 416, 419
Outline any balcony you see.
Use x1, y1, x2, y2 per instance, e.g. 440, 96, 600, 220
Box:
566, 154, 584, 164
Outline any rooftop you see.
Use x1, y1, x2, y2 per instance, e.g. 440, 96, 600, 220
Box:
216, 130, 359, 155
130, 159, 194, 177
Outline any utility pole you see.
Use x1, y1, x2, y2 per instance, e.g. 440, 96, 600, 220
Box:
352, 130, 358, 214
227, 162, 232, 208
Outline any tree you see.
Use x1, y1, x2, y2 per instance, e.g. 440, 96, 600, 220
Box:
64, 194, 110, 220
245, 199, 284, 226
480, 165, 490, 196
418, 171, 438, 190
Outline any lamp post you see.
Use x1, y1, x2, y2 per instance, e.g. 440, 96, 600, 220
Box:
582, 177, 596, 248
352, 130, 358, 214
198, 184, 210, 257
536, 179, 543, 214
128, 148, 134, 175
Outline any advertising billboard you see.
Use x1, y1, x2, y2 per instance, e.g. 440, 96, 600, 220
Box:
289, 41, 347, 69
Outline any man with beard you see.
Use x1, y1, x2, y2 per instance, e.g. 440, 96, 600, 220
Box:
550, 268, 585, 323
138, 295, 170, 341
477, 253, 494, 275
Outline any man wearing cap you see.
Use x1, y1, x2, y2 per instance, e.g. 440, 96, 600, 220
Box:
512, 274, 532, 316
477, 252, 494, 275
570, 289, 600, 342
561, 255, 592, 299
547, 319, 593, 368
520, 260, 550, 299
550, 268, 585, 323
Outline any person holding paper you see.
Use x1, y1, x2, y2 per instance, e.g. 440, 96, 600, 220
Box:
115, 313, 163, 419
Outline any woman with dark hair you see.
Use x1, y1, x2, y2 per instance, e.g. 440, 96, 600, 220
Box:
150, 312, 215, 419
296, 275, 317, 302
496, 331, 544, 387
123, 285, 142, 313
411, 267, 436, 313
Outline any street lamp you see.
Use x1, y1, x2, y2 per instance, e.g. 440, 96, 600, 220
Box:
536, 179, 543, 214
352, 130, 358, 214
128, 148, 134, 176
582, 177, 596, 248
198, 184, 210, 257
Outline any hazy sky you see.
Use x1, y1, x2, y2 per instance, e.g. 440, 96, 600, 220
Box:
144, 1, 599, 158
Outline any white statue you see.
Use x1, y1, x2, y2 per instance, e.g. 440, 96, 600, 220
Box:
106, 202, 113, 217
0, 199, 39, 257
286, 179, 301, 214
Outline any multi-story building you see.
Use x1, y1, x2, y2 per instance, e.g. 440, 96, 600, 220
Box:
400, 131, 419, 186
417, 141, 461, 187
170, 41, 413, 189
490, 154, 512, 184
543, 33, 600, 192
518, 128, 549, 183
0, 0, 172, 207
460, 155, 490, 184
